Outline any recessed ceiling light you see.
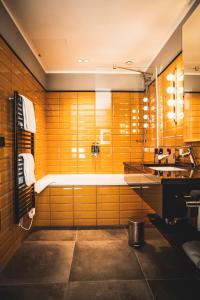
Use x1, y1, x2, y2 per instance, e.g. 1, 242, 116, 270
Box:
78, 59, 89, 63
125, 60, 134, 65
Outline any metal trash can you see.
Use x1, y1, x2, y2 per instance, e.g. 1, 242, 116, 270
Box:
128, 218, 145, 247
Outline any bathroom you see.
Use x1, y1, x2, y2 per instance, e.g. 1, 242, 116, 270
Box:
1, 0, 200, 299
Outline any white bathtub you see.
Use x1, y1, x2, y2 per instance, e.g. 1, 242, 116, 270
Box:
35, 174, 127, 193
35, 173, 158, 193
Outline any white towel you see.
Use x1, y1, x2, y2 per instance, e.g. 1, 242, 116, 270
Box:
19, 153, 36, 186
20, 95, 36, 133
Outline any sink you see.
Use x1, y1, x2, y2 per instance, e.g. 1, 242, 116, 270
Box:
149, 166, 187, 171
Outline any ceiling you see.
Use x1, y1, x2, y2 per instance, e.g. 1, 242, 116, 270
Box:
2, 0, 195, 74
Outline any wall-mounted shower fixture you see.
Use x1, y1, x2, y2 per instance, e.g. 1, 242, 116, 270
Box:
113, 65, 153, 82
113, 64, 153, 163
91, 143, 100, 156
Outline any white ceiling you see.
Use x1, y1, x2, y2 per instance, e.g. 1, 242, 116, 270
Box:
2, 0, 195, 73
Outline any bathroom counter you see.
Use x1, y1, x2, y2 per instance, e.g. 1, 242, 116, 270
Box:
123, 162, 200, 184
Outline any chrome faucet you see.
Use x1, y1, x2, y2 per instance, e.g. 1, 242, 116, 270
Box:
157, 148, 171, 163
158, 154, 169, 161
179, 146, 198, 168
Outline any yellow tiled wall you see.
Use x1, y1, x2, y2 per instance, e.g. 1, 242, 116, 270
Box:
34, 185, 154, 226
46, 91, 144, 174
0, 37, 47, 270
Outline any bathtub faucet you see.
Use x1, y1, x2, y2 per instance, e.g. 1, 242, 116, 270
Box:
91, 143, 100, 156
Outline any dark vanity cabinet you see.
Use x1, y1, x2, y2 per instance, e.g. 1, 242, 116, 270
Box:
132, 180, 200, 221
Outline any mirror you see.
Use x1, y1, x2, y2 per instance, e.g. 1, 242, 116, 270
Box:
182, 4, 200, 142
183, 4, 200, 92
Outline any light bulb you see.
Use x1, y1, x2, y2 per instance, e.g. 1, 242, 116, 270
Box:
132, 116, 136, 120
143, 106, 148, 111
167, 99, 176, 107
143, 123, 149, 128
132, 129, 137, 133
178, 74, 184, 81
143, 115, 148, 120
178, 87, 184, 93
143, 97, 148, 103
167, 87, 176, 94
167, 112, 176, 119
132, 109, 136, 113
177, 99, 184, 105
132, 123, 136, 126
166, 73, 175, 81
178, 112, 184, 119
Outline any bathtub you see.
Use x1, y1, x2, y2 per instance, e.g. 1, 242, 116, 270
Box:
34, 173, 156, 193
34, 174, 155, 227
35, 174, 126, 193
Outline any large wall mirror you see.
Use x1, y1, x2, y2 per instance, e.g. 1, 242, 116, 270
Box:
182, 3, 200, 142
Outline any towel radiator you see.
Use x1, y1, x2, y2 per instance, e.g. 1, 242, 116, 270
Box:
12, 91, 35, 224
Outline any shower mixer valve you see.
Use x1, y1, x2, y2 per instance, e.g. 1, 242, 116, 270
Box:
91, 143, 100, 156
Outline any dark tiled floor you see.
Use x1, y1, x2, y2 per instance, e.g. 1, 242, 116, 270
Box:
69, 240, 143, 281
0, 241, 75, 284
0, 225, 199, 300
26, 230, 77, 241
77, 228, 127, 241
148, 280, 200, 300
0, 283, 68, 300
67, 280, 153, 300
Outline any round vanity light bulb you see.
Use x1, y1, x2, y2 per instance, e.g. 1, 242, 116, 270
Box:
167, 99, 176, 107
143, 115, 148, 120
178, 87, 184, 93
132, 129, 137, 133
143, 97, 148, 103
143, 123, 149, 128
132, 116, 136, 120
132, 123, 137, 126
167, 87, 176, 94
177, 99, 184, 105
178, 74, 184, 81
132, 109, 136, 113
178, 112, 184, 119
166, 73, 175, 81
143, 106, 148, 111
167, 112, 176, 119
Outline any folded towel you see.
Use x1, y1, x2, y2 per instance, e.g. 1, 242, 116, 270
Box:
183, 241, 200, 269
20, 95, 36, 133
19, 153, 36, 186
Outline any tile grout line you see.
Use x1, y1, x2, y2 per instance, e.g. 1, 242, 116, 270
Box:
133, 249, 155, 300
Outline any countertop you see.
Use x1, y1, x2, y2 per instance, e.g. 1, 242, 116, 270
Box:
123, 162, 200, 184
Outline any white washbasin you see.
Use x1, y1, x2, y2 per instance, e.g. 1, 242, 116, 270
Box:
149, 166, 186, 172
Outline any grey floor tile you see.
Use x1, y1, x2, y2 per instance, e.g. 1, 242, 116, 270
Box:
26, 230, 77, 241
134, 240, 194, 279
148, 279, 200, 300
0, 282, 67, 300
0, 242, 75, 284
144, 227, 168, 243
66, 280, 153, 300
77, 229, 127, 241
69, 241, 144, 281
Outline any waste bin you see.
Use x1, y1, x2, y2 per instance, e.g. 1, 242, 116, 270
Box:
128, 218, 144, 247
